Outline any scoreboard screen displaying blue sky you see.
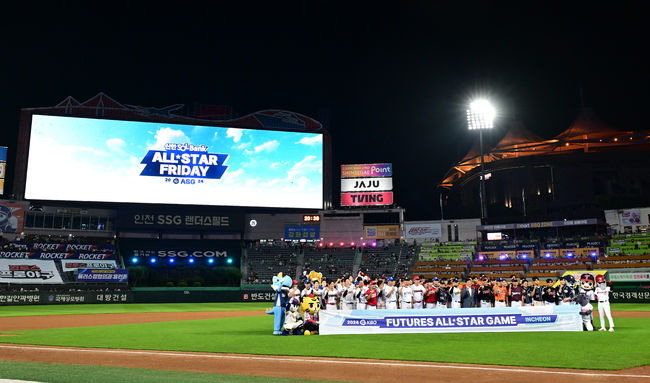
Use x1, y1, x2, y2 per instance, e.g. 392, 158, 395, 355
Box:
25, 115, 323, 208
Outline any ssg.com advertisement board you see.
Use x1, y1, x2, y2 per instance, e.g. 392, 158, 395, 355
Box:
320, 306, 582, 334
25, 115, 323, 208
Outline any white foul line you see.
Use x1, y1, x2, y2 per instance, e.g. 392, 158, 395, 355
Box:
0, 344, 648, 379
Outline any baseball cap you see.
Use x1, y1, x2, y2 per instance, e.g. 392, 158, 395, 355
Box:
292, 280, 298, 285
387, 277, 394, 281
497, 278, 504, 282
432, 277, 438, 281
413, 276, 420, 280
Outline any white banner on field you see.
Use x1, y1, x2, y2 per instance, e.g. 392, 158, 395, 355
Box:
0, 259, 63, 284
341, 177, 393, 192
319, 306, 582, 335
404, 223, 442, 239
61, 260, 117, 272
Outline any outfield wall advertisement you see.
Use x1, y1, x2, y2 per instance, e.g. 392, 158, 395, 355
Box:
319, 306, 582, 334
0, 259, 63, 284
25, 115, 323, 209
404, 223, 442, 239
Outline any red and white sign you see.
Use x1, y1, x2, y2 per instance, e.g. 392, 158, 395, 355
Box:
341, 192, 393, 206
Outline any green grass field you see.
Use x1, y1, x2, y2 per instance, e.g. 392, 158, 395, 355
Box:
1, 302, 649, 371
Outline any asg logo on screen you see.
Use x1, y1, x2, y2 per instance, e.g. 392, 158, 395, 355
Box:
139, 143, 229, 184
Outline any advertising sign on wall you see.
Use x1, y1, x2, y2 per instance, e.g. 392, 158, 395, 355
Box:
25, 115, 323, 209
0, 146, 7, 194
116, 210, 243, 232
341, 192, 393, 206
284, 225, 320, 240
61, 260, 117, 272
0, 259, 63, 284
404, 223, 442, 239
0, 202, 25, 233
77, 268, 128, 282
340, 178, 393, 192
341, 164, 392, 178
340, 163, 393, 207
319, 306, 582, 335
364, 225, 400, 239
621, 209, 642, 225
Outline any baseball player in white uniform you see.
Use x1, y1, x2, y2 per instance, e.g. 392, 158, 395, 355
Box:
342, 280, 356, 310
411, 277, 426, 309
449, 279, 462, 308
399, 279, 413, 309
594, 275, 614, 332
356, 280, 368, 310
384, 277, 398, 309
323, 283, 339, 311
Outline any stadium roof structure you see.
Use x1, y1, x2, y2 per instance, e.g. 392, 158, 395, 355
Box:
439, 108, 650, 189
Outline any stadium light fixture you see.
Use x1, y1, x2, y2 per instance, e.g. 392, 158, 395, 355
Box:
467, 99, 496, 131
131, 257, 138, 264
227, 258, 233, 264
477, 255, 485, 261
590, 251, 597, 258
467, 98, 496, 222
328, 242, 334, 247
371, 242, 377, 247
318, 242, 324, 248
150, 257, 157, 264
169, 258, 175, 264
362, 242, 367, 247
207, 258, 215, 264
350, 242, 355, 247
566, 252, 574, 258
544, 252, 552, 259
521, 254, 528, 260
188, 258, 195, 264
339, 242, 345, 247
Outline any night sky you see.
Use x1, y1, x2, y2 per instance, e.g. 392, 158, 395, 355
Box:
3, 4, 648, 220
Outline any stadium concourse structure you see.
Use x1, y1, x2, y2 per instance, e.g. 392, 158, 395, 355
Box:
439, 107, 650, 222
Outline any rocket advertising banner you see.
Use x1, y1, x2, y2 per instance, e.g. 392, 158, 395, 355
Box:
340, 178, 392, 192
25, 115, 323, 209
0, 202, 26, 233
0, 251, 116, 260
319, 306, 582, 335
0, 259, 64, 284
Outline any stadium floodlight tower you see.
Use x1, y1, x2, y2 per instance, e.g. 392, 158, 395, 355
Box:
467, 99, 496, 222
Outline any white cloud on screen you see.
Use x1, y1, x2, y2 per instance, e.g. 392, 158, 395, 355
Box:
297, 135, 322, 146
226, 128, 242, 143
106, 138, 126, 152
287, 155, 321, 181
151, 127, 190, 149
245, 140, 279, 154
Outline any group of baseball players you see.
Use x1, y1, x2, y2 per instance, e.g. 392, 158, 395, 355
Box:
287, 273, 613, 315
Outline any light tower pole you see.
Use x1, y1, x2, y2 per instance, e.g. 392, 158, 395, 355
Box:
467, 99, 496, 222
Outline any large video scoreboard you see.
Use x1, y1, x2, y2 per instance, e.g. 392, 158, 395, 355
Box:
24, 115, 324, 209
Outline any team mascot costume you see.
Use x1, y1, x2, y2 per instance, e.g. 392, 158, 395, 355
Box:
266, 272, 292, 335
595, 274, 615, 332
300, 294, 321, 335
576, 273, 596, 331
282, 297, 304, 335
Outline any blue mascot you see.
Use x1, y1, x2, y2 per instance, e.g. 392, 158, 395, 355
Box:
266, 272, 292, 335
